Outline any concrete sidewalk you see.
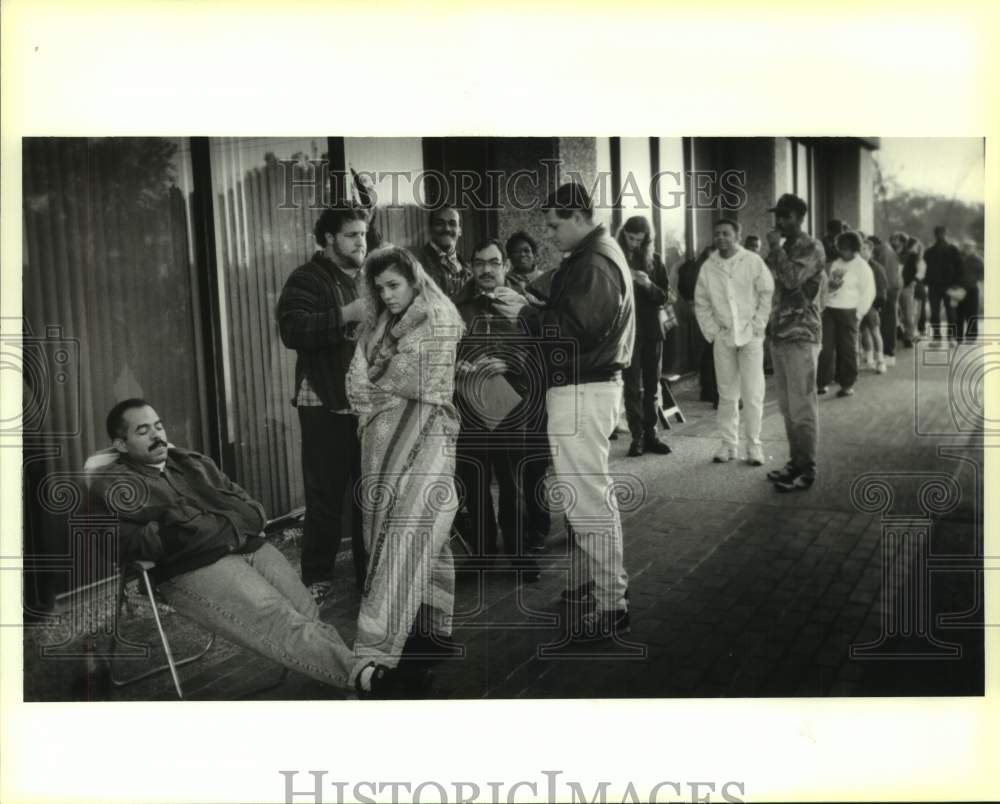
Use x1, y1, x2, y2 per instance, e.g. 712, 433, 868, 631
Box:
26, 341, 985, 700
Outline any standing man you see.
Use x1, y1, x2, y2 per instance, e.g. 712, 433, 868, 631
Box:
418, 205, 472, 300
453, 239, 542, 578
763, 194, 828, 493
524, 182, 635, 639
694, 219, 774, 466
871, 235, 901, 366
743, 235, 762, 255
277, 205, 370, 602
924, 225, 963, 343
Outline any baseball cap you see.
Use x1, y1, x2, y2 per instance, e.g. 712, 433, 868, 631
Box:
767, 193, 808, 216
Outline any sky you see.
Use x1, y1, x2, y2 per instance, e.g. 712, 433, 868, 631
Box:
874, 138, 985, 205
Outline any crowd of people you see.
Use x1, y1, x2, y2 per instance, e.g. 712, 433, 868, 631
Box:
89, 181, 985, 699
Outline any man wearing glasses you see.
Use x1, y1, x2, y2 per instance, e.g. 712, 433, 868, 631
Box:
453, 239, 542, 580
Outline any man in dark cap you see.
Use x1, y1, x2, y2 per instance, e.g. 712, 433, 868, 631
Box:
764, 194, 828, 493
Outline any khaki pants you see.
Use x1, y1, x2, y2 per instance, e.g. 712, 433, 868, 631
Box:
546, 381, 629, 612
771, 340, 821, 480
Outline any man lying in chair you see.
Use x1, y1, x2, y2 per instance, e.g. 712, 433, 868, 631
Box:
89, 398, 357, 694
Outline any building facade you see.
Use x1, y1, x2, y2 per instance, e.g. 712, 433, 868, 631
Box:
20, 135, 878, 602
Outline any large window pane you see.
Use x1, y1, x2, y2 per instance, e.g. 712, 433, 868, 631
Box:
209, 137, 328, 515
344, 137, 425, 250
21, 136, 205, 600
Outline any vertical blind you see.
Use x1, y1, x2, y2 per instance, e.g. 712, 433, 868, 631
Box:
209, 137, 329, 516
21, 137, 207, 599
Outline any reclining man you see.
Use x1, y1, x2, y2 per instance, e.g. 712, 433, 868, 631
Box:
90, 398, 357, 692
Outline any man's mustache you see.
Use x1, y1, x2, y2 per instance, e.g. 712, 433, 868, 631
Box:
150, 439, 167, 451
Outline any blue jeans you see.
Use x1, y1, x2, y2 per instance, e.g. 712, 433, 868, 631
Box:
158, 543, 355, 689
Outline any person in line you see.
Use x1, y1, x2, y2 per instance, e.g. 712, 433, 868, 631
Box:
417, 205, 472, 300
346, 246, 466, 697
956, 241, 983, 343
90, 399, 357, 694
453, 239, 543, 577
924, 225, 964, 343
763, 194, 828, 493
521, 182, 634, 640
858, 236, 888, 374
616, 215, 672, 458
504, 230, 549, 299
817, 231, 876, 398
897, 235, 926, 348
870, 235, 901, 366
694, 218, 774, 466
677, 246, 719, 407
743, 235, 762, 255
276, 205, 370, 601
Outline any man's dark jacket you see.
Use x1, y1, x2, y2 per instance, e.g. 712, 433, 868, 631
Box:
522, 225, 635, 386
417, 242, 471, 300
924, 240, 963, 288
89, 448, 266, 584
276, 252, 360, 410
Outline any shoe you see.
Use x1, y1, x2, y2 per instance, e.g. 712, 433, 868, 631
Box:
713, 445, 738, 463
875, 361, 886, 374
766, 463, 798, 482
572, 608, 631, 641
627, 439, 644, 457
817, 386, 828, 395
884, 355, 896, 367
902, 339, 913, 349
774, 474, 815, 493
746, 444, 765, 466
355, 662, 408, 700
836, 386, 855, 397
526, 540, 549, 554
560, 580, 595, 605
306, 581, 334, 605
609, 432, 618, 441
643, 436, 672, 455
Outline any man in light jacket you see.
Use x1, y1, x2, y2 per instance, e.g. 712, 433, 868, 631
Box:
695, 219, 774, 466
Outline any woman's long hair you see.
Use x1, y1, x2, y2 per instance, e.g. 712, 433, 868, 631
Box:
358, 245, 463, 336
616, 215, 654, 272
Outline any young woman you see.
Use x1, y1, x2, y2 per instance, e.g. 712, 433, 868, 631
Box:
615, 216, 672, 457
346, 246, 465, 697
818, 231, 876, 397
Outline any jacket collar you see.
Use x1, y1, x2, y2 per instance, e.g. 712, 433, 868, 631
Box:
567, 224, 607, 261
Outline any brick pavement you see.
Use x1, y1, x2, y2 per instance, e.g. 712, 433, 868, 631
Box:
25, 342, 986, 700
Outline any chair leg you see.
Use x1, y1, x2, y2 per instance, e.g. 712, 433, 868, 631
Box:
109, 569, 215, 697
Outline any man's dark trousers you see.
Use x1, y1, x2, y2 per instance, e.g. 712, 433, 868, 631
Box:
624, 338, 663, 440
928, 284, 958, 340
818, 308, 859, 389
881, 287, 900, 357
298, 407, 366, 589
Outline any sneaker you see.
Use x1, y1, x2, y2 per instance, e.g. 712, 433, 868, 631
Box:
306, 581, 334, 605
884, 355, 896, 367
560, 580, 595, 605
643, 436, 672, 455
817, 386, 828, 395
746, 444, 765, 466
573, 608, 631, 641
627, 438, 644, 457
875, 361, 887, 374
774, 474, 815, 493
767, 463, 798, 482
713, 445, 738, 463
836, 386, 855, 397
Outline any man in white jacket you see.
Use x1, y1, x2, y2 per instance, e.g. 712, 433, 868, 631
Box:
694, 219, 775, 465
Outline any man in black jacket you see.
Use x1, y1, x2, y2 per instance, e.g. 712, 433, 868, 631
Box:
924, 225, 963, 342
453, 239, 543, 579
276, 206, 370, 601
89, 399, 356, 691
522, 183, 635, 640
